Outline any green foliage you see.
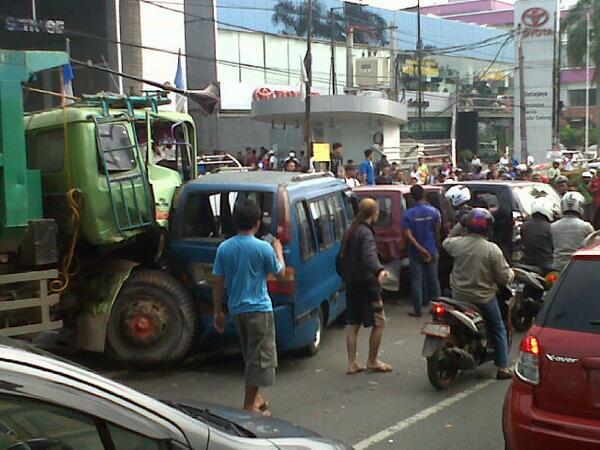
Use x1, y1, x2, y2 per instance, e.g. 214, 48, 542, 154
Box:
560, 124, 597, 147
563, 0, 600, 78
272, 0, 389, 45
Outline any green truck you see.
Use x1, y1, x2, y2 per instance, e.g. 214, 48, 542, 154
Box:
1, 49, 204, 364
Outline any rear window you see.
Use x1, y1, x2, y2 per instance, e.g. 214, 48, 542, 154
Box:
181, 191, 274, 240
513, 184, 560, 216
540, 260, 600, 334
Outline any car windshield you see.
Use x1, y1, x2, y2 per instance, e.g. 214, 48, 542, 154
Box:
512, 184, 560, 216
540, 260, 600, 334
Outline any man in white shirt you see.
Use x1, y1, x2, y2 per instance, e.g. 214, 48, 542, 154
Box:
268, 151, 278, 171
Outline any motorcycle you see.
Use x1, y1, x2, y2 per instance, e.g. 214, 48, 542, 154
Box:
421, 287, 513, 390
510, 264, 558, 332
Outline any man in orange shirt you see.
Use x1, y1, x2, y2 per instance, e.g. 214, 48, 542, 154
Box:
589, 171, 600, 229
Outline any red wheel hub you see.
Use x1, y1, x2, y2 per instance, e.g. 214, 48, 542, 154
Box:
122, 299, 169, 347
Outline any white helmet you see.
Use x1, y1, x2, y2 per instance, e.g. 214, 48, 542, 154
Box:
445, 185, 471, 207
561, 191, 585, 216
531, 197, 559, 222
516, 163, 528, 172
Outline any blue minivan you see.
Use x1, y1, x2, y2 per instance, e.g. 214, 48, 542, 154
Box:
168, 171, 354, 355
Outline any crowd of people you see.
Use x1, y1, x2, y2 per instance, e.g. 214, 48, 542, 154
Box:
210, 144, 600, 415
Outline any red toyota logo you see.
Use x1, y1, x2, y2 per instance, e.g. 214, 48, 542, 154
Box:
253, 87, 275, 101
522, 7, 549, 27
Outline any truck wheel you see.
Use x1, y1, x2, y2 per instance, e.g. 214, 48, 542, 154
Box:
107, 269, 196, 366
427, 346, 458, 390
302, 308, 324, 357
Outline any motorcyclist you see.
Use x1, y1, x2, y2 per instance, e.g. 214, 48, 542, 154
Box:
443, 208, 514, 380
553, 175, 569, 198
521, 197, 559, 273
445, 185, 472, 237
551, 192, 594, 271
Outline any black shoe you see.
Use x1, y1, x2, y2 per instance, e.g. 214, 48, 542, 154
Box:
408, 311, 422, 318
496, 368, 513, 380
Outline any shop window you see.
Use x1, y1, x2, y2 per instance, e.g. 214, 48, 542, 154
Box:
568, 89, 596, 107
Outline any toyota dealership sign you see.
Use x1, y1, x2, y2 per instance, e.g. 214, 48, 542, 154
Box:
514, 0, 558, 162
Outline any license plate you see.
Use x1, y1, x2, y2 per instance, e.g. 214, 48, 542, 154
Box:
421, 322, 450, 338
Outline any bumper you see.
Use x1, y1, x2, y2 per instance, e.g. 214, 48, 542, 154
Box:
504, 379, 600, 450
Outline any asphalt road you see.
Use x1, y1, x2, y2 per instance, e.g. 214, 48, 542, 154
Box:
78, 298, 521, 450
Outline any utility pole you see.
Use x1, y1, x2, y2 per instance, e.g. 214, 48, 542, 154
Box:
304, 0, 313, 160
390, 20, 397, 101
517, 25, 528, 161
416, 0, 423, 136
330, 8, 337, 95
585, 10, 591, 153
346, 27, 354, 89
31, 0, 37, 20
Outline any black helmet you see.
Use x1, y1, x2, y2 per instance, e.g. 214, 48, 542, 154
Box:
465, 208, 494, 235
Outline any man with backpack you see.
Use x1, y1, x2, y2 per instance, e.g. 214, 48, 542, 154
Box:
339, 198, 391, 375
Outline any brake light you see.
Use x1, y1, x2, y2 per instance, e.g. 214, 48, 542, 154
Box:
522, 335, 539, 355
267, 267, 295, 296
432, 303, 446, 316
277, 188, 292, 244
545, 271, 559, 286
516, 335, 540, 385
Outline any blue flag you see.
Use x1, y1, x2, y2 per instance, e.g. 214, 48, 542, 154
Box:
174, 49, 186, 112
63, 63, 74, 104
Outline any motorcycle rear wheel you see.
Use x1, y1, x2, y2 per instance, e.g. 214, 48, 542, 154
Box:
510, 301, 533, 332
427, 346, 459, 390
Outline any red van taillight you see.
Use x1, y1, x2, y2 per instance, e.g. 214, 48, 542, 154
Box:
277, 188, 292, 245
516, 335, 540, 385
268, 267, 295, 296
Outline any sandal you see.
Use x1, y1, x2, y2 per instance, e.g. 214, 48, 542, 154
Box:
346, 365, 366, 375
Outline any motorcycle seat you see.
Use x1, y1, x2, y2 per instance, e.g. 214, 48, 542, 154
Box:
513, 263, 545, 276
436, 297, 484, 316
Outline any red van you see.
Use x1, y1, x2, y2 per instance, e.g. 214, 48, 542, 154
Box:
503, 243, 600, 450
354, 185, 454, 291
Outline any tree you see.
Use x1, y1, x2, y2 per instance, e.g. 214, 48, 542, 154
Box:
562, 0, 600, 144
272, 0, 389, 46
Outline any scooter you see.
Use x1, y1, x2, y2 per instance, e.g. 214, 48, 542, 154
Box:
509, 265, 554, 332
421, 287, 513, 390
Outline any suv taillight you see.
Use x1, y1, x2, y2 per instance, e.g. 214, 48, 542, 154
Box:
516, 335, 540, 385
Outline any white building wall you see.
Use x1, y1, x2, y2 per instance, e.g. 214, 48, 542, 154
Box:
139, 0, 186, 111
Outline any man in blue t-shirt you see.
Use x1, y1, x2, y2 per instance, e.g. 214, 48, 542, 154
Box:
402, 185, 442, 317
213, 200, 285, 415
358, 149, 376, 185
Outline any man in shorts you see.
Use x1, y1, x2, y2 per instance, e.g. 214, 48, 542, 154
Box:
340, 198, 391, 374
212, 200, 285, 415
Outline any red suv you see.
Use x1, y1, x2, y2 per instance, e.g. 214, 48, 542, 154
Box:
503, 243, 600, 449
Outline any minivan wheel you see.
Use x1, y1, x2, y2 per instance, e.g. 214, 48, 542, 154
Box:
302, 308, 324, 357
107, 269, 196, 366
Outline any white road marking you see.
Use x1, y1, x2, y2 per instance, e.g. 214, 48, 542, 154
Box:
354, 379, 496, 449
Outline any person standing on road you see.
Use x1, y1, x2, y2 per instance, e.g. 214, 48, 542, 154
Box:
330, 143, 344, 178
339, 198, 392, 375
443, 208, 514, 380
402, 185, 442, 317
358, 149, 376, 185
212, 200, 286, 415
551, 192, 594, 271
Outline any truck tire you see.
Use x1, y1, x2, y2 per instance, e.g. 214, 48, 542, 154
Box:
106, 269, 196, 366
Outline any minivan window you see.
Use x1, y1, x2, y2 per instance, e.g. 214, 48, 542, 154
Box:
541, 260, 600, 334
513, 184, 560, 216
373, 196, 393, 227
181, 191, 274, 240
327, 194, 346, 241
98, 123, 136, 172
309, 199, 334, 250
296, 202, 317, 260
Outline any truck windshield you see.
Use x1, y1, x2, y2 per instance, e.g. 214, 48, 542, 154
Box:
98, 123, 136, 172
181, 191, 274, 240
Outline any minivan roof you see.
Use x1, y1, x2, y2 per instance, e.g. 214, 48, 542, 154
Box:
186, 171, 346, 192
355, 185, 444, 194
